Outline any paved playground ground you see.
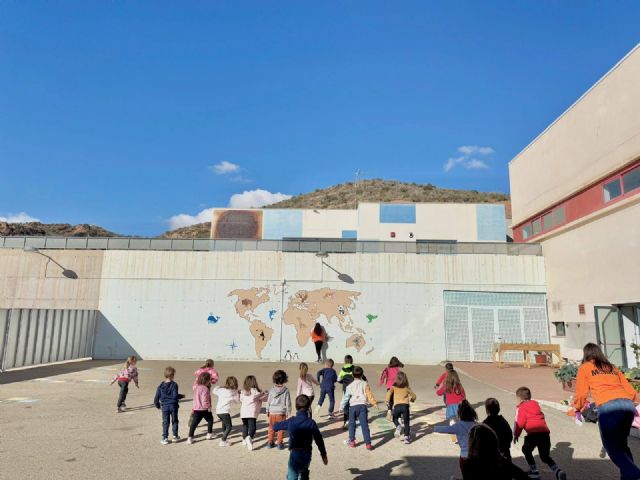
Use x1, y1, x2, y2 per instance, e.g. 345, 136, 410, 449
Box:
1, 359, 638, 479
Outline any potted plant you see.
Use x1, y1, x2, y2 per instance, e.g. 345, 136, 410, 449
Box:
554, 362, 578, 392
534, 351, 549, 365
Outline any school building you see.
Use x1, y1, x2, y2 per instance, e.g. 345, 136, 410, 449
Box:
210, 202, 507, 243
509, 44, 640, 366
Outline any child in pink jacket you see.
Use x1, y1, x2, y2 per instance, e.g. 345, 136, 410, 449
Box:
193, 359, 219, 386
379, 356, 404, 420
240, 375, 268, 451
187, 372, 214, 444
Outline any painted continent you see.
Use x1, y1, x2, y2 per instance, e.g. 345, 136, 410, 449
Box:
346, 334, 366, 352
228, 287, 271, 321
249, 320, 274, 359
283, 288, 361, 346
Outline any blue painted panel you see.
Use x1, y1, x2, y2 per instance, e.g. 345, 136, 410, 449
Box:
262, 210, 303, 239
341, 230, 357, 239
379, 204, 416, 224
476, 204, 506, 241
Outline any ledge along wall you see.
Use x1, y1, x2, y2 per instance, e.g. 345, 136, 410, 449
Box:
0, 248, 546, 365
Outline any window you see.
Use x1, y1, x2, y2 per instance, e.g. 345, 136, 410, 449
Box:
553, 322, 566, 337
623, 166, 640, 194
603, 178, 622, 202
522, 224, 531, 240
532, 218, 542, 236
553, 206, 566, 226
542, 212, 553, 230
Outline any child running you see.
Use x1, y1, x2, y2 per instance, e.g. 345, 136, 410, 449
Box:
189, 359, 219, 427
193, 358, 219, 385
338, 355, 356, 429
514, 386, 566, 480
297, 362, 320, 412
462, 424, 529, 480
436, 370, 466, 438
110, 355, 139, 413
340, 366, 377, 450
274, 395, 328, 479
154, 366, 184, 445
266, 369, 292, 450
482, 398, 513, 462
240, 375, 268, 451
187, 372, 214, 444
386, 371, 416, 444
380, 356, 404, 421
434, 400, 478, 474
213, 376, 240, 447
315, 358, 338, 417
435, 362, 454, 390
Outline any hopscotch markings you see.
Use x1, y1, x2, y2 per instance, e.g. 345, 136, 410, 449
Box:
0, 397, 40, 405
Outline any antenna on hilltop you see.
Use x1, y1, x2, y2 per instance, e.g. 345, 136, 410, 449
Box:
354, 169, 361, 209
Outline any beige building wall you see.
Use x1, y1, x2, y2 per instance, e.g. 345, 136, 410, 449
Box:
544, 199, 640, 359
301, 209, 358, 238
509, 44, 640, 225
356, 202, 481, 242
0, 250, 103, 309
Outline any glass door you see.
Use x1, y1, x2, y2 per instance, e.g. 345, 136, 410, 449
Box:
595, 306, 627, 368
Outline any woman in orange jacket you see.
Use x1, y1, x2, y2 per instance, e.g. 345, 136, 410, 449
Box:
573, 343, 639, 479
310, 323, 326, 363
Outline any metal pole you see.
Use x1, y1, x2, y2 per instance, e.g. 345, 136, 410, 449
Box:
279, 280, 286, 363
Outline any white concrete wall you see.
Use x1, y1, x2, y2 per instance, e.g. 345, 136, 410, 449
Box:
0, 250, 103, 310
509, 45, 640, 225
93, 250, 545, 364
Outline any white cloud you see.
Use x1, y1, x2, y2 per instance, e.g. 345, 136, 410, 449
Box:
167, 208, 214, 230
444, 145, 494, 172
457, 145, 495, 156
211, 161, 240, 175
444, 156, 466, 172
465, 158, 489, 169
167, 189, 292, 230
0, 212, 40, 223
229, 189, 292, 208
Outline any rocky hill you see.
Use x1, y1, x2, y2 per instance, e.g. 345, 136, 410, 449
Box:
1, 181, 509, 239
159, 180, 510, 239
0, 222, 118, 237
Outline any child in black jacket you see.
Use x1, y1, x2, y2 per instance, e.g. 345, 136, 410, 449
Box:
482, 397, 513, 461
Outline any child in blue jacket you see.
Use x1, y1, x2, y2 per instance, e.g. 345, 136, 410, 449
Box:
154, 366, 184, 445
315, 359, 338, 417
274, 395, 328, 479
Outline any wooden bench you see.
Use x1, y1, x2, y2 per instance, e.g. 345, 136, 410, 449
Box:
493, 342, 562, 368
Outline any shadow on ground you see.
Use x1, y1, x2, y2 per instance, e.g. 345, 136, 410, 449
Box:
0, 360, 117, 384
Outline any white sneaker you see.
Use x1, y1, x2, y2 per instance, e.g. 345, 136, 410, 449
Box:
206, 433, 214, 440
173, 436, 181, 442
160, 438, 169, 445
394, 425, 402, 437
187, 437, 194, 445
246, 437, 253, 451
219, 440, 230, 447
117, 407, 125, 413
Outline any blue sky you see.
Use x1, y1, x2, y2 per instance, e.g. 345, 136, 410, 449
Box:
1, 2, 639, 235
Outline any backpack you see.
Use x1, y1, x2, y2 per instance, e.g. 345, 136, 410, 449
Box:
582, 403, 598, 423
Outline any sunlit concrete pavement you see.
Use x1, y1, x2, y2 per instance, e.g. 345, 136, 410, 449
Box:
0, 359, 636, 479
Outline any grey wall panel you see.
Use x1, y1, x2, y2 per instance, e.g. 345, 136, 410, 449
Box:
42, 310, 54, 364
0, 308, 98, 370
0, 309, 10, 370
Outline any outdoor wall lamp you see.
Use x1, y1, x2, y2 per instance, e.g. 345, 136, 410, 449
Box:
23, 246, 78, 279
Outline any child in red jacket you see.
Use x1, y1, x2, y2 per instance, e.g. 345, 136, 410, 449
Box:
513, 387, 566, 480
